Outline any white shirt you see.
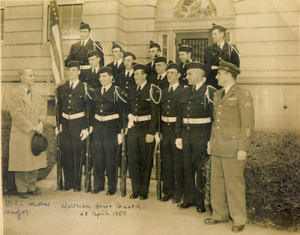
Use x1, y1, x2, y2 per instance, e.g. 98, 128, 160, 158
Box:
101, 83, 112, 95
194, 81, 204, 91
218, 40, 225, 50
92, 67, 99, 74
21, 85, 30, 94
70, 79, 80, 89
114, 58, 123, 68
137, 81, 147, 91
81, 38, 89, 47
168, 82, 179, 92
224, 82, 235, 94
125, 69, 134, 77
157, 72, 167, 80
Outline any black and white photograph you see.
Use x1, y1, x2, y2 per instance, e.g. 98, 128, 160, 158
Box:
1, 0, 299, 234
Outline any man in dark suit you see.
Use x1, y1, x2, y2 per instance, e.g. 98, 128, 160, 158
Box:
147, 40, 161, 82
178, 44, 192, 86
160, 61, 184, 203
119, 51, 136, 91
65, 22, 104, 82
148, 56, 169, 90
126, 64, 160, 200
204, 23, 239, 89
106, 42, 125, 87
81, 50, 101, 89
175, 62, 216, 213
204, 60, 254, 233
56, 61, 90, 192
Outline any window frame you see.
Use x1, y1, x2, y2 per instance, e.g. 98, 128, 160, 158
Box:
1, 7, 4, 43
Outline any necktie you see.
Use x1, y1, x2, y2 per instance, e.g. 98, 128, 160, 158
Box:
102, 88, 106, 95
218, 44, 222, 50
158, 75, 162, 80
127, 72, 130, 78
169, 86, 173, 93
27, 89, 32, 100
192, 86, 196, 92
81, 41, 84, 48
115, 61, 118, 69
137, 86, 141, 91
71, 83, 74, 90
221, 89, 225, 99
93, 69, 96, 75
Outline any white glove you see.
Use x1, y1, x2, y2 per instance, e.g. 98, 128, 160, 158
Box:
117, 134, 122, 145
237, 150, 247, 161
207, 141, 211, 155
175, 138, 182, 149
80, 129, 89, 140
55, 127, 59, 136
89, 126, 93, 134
146, 134, 154, 143
127, 114, 135, 129
33, 122, 43, 134
155, 132, 160, 143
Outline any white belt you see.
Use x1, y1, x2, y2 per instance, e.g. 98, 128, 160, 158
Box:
133, 115, 151, 122
95, 113, 119, 122
183, 117, 211, 124
161, 116, 177, 123
211, 65, 218, 70
80, 65, 91, 70
62, 111, 85, 120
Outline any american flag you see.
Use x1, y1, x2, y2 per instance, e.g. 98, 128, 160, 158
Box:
49, 0, 65, 87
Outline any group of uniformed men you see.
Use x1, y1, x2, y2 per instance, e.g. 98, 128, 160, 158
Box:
55, 22, 254, 233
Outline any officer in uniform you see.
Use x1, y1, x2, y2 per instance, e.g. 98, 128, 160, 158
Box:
160, 61, 184, 203
82, 50, 101, 88
65, 22, 104, 82
126, 64, 160, 200
119, 51, 136, 91
204, 60, 254, 233
204, 23, 239, 89
175, 62, 216, 212
178, 44, 193, 86
106, 42, 125, 87
89, 66, 126, 195
147, 40, 161, 82
148, 56, 169, 90
56, 61, 90, 192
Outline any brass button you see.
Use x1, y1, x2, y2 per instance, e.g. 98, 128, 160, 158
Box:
187, 114, 189, 117
217, 126, 220, 129
135, 104, 138, 106
167, 112, 169, 114
219, 105, 222, 108
135, 109, 137, 112
68, 100, 71, 103
100, 110, 103, 112
187, 127, 190, 130
167, 106, 169, 108
187, 107, 190, 110
168, 100, 170, 102
68, 106, 70, 109
69, 95, 72, 97
136, 98, 138, 101
218, 112, 221, 114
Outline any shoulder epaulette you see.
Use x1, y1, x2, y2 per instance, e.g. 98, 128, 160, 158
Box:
205, 85, 217, 103
93, 40, 104, 53
83, 82, 93, 100
114, 86, 127, 103
227, 41, 240, 56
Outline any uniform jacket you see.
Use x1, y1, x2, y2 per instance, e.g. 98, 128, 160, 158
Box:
178, 60, 191, 86
127, 82, 159, 135
83, 67, 101, 89
146, 61, 157, 82
8, 85, 47, 171
148, 74, 169, 90
65, 38, 105, 67
118, 71, 136, 91
210, 83, 255, 158
204, 42, 239, 88
107, 61, 126, 87
175, 83, 216, 139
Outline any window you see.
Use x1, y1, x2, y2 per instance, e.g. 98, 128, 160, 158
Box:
182, 38, 208, 63
1, 8, 4, 41
48, 3, 83, 40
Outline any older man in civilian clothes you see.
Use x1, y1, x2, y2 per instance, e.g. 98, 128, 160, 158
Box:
8, 68, 47, 199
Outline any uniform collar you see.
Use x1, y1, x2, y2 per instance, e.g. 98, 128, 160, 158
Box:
158, 72, 167, 79
81, 38, 89, 46
101, 83, 112, 93
70, 79, 80, 89
125, 69, 134, 76
114, 58, 123, 68
168, 82, 179, 92
21, 85, 30, 93
92, 67, 99, 74
137, 80, 147, 90
195, 81, 204, 91
224, 82, 235, 94
218, 40, 225, 49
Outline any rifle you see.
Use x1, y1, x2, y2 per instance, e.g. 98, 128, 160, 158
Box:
156, 107, 162, 200
120, 107, 127, 197
56, 107, 63, 190
85, 106, 92, 193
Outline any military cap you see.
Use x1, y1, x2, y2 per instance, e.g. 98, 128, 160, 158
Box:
212, 23, 226, 32
67, 61, 80, 69
179, 44, 192, 53
218, 59, 241, 76
155, 56, 167, 64
149, 40, 161, 51
79, 22, 90, 31
186, 61, 205, 71
99, 66, 113, 75
133, 64, 148, 73
87, 50, 99, 58
123, 51, 136, 60
112, 42, 122, 51
167, 60, 181, 72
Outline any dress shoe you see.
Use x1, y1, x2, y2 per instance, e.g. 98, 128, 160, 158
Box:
106, 189, 116, 195
162, 194, 173, 202
92, 187, 104, 194
64, 186, 73, 191
204, 218, 221, 225
172, 198, 181, 204
130, 192, 140, 199
196, 205, 206, 213
28, 190, 41, 195
231, 225, 245, 233
19, 193, 28, 199
177, 203, 195, 208
139, 195, 148, 200
74, 188, 81, 192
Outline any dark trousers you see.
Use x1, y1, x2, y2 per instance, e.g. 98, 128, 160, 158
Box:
127, 121, 154, 196
182, 123, 210, 206
92, 119, 119, 191
161, 122, 183, 199
61, 117, 85, 190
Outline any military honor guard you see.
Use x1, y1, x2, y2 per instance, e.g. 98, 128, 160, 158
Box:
147, 40, 161, 82
175, 62, 216, 212
8, 68, 47, 198
56, 61, 90, 192
160, 61, 184, 203
89, 66, 126, 195
82, 50, 101, 88
65, 22, 104, 82
106, 42, 125, 87
126, 64, 160, 200
204, 60, 254, 233
148, 56, 169, 90
204, 23, 240, 89
119, 51, 136, 91
178, 44, 193, 86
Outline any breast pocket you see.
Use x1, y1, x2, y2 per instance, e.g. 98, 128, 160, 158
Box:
224, 100, 237, 107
